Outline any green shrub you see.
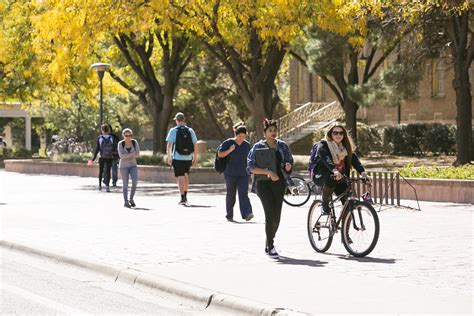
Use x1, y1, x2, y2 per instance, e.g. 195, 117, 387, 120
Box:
356, 123, 383, 156
422, 123, 456, 155
383, 123, 455, 156
0, 147, 33, 159
399, 163, 474, 180
137, 153, 167, 166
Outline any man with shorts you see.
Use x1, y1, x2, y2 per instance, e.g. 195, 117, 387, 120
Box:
166, 112, 197, 205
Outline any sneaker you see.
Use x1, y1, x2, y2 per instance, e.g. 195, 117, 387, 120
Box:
178, 199, 187, 205
225, 215, 233, 222
321, 204, 331, 215
112, 182, 117, 187
97, 185, 102, 191
268, 247, 279, 259
124, 201, 131, 208
105, 186, 110, 192
265, 246, 269, 254
129, 199, 136, 207
245, 213, 254, 221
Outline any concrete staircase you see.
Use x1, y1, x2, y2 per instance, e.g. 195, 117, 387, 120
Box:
278, 101, 344, 145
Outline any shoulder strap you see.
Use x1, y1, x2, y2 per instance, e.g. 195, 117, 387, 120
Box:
121, 140, 137, 150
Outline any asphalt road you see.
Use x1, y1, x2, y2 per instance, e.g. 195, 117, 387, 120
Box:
1, 251, 224, 315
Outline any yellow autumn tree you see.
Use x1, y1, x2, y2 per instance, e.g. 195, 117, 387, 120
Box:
170, 0, 317, 136
33, 0, 194, 152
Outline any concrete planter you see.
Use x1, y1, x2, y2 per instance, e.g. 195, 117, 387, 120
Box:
4, 159, 225, 184
4, 160, 473, 203
399, 177, 473, 204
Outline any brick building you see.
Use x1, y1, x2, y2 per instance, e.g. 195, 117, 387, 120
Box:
289, 58, 473, 126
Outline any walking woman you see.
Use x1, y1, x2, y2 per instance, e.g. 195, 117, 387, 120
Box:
247, 119, 294, 259
118, 128, 140, 208
218, 122, 253, 222
312, 123, 370, 215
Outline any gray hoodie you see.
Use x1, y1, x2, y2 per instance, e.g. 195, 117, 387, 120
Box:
118, 139, 140, 168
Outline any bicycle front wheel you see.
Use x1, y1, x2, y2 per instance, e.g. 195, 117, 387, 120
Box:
307, 200, 333, 253
341, 201, 380, 257
284, 176, 311, 207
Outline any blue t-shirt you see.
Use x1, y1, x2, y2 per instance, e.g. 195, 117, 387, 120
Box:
165, 125, 198, 161
219, 138, 251, 177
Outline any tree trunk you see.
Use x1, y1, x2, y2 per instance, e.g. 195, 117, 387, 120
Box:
344, 99, 359, 145
453, 59, 472, 165
152, 90, 174, 154
251, 85, 275, 141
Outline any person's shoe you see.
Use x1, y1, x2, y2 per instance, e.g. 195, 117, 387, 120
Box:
105, 186, 111, 192
129, 199, 136, 207
321, 204, 331, 215
178, 199, 187, 205
124, 201, 131, 208
112, 182, 117, 187
97, 185, 102, 191
268, 247, 279, 259
225, 215, 233, 222
245, 213, 254, 221
265, 246, 269, 254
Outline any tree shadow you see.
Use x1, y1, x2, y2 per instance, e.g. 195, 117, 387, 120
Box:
78, 184, 228, 196
276, 255, 327, 267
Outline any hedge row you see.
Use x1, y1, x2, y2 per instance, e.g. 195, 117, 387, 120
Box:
350, 123, 456, 156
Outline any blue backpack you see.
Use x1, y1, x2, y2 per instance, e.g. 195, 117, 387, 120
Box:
308, 142, 321, 176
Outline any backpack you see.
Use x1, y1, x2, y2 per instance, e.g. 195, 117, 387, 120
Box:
308, 142, 321, 177
121, 139, 137, 151
214, 144, 229, 173
175, 126, 194, 155
100, 135, 114, 159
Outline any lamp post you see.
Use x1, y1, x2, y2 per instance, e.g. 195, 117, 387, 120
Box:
90, 63, 110, 129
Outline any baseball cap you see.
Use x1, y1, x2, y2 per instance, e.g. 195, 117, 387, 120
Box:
174, 112, 185, 120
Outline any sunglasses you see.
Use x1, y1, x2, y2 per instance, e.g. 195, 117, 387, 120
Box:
124, 134, 132, 137
332, 131, 344, 136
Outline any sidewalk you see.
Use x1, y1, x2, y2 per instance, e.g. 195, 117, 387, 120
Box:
0, 171, 472, 314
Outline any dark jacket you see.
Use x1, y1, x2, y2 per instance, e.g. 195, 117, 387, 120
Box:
314, 140, 364, 177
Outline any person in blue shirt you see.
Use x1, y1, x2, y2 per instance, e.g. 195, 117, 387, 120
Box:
218, 122, 253, 222
247, 119, 294, 259
166, 112, 198, 205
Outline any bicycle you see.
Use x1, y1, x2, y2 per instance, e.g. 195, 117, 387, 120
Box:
284, 176, 321, 207
307, 176, 379, 257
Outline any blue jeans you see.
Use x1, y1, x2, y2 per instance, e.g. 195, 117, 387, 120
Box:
120, 166, 138, 202
224, 174, 252, 219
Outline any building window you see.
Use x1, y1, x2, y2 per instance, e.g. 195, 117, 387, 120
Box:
432, 59, 445, 97
297, 62, 305, 103
316, 76, 326, 102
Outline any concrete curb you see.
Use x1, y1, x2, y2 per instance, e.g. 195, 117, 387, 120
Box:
0, 240, 309, 316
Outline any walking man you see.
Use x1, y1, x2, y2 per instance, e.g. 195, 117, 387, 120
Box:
166, 112, 197, 205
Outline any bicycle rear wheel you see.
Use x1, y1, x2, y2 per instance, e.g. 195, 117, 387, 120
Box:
284, 176, 311, 207
307, 200, 333, 253
341, 201, 380, 257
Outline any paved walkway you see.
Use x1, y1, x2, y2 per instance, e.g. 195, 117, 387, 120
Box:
0, 171, 472, 314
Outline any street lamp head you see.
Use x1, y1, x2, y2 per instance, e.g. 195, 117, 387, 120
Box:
90, 63, 111, 72
91, 63, 110, 81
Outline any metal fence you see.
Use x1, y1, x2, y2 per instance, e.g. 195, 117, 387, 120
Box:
350, 171, 402, 206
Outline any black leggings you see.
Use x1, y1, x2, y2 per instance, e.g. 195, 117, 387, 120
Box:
256, 179, 285, 249
314, 172, 348, 206
98, 158, 113, 186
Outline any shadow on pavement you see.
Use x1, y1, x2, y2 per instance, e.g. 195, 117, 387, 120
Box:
0, 202, 7, 205
339, 256, 398, 264
276, 256, 327, 267
132, 207, 153, 211
183, 204, 215, 208
77, 184, 228, 196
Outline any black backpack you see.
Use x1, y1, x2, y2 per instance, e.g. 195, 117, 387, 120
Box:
100, 135, 114, 159
175, 126, 194, 155
214, 144, 229, 173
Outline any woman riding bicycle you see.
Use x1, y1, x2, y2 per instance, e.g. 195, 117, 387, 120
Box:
311, 123, 371, 215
